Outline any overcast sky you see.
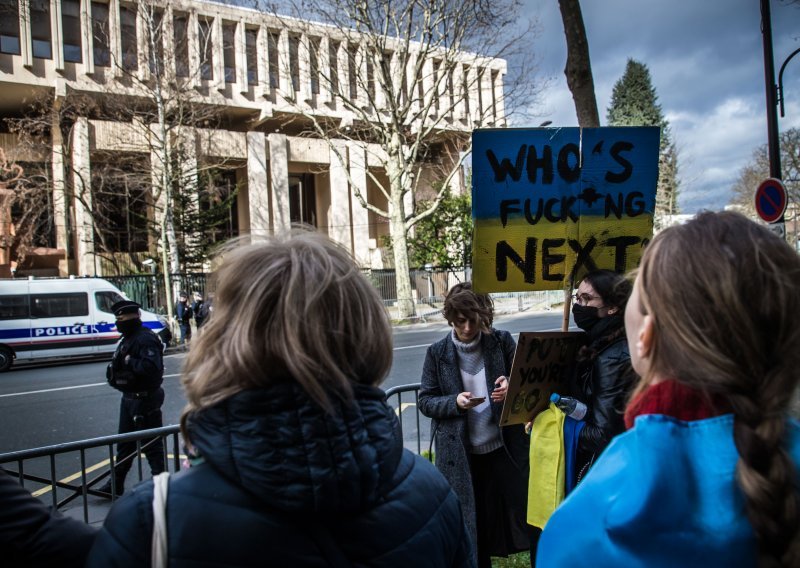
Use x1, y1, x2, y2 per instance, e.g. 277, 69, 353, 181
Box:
526, 0, 800, 212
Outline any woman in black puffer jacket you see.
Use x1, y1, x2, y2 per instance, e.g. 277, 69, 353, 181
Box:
86, 232, 473, 568
569, 270, 635, 483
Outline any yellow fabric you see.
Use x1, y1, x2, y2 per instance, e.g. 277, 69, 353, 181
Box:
527, 403, 566, 529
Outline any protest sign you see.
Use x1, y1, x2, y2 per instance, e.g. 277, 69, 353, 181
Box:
500, 331, 584, 427
472, 127, 659, 293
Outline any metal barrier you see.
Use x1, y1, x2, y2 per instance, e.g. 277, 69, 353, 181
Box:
0, 384, 426, 524
0, 426, 182, 523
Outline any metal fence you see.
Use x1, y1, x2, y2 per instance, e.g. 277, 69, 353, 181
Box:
106, 269, 563, 322
0, 384, 428, 524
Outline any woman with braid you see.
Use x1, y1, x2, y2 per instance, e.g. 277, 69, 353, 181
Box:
538, 211, 800, 567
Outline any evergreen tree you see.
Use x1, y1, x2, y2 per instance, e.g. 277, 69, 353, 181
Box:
607, 59, 680, 229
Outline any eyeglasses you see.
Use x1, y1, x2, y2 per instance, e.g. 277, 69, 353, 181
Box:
572, 293, 601, 306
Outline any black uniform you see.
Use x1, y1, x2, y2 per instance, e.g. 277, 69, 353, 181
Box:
105, 324, 165, 492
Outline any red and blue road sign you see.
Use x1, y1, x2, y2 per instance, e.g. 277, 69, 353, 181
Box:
754, 178, 787, 224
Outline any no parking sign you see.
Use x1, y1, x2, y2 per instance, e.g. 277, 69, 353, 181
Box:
754, 178, 787, 224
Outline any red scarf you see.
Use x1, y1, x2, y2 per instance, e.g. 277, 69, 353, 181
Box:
624, 379, 729, 430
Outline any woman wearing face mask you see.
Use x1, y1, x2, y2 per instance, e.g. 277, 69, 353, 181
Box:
569, 269, 635, 482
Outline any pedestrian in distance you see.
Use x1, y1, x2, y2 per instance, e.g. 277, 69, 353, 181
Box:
567, 269, 635, 483
87, 231, 473, 567
175, 291, 192, 346
2, 469, 97, 568
98, 300, 165, 498
419, 282, 537, 567
191, 291, 208, 330
538, 211, 800, 566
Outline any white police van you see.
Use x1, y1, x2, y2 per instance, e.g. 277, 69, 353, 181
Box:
0, 277, 169, 372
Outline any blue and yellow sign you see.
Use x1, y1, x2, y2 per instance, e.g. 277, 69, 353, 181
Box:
472, 127, 660, 293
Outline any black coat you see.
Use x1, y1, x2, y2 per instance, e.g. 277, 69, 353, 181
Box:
573, 316, 635, 473
106, 326, 164, 393
1, 470, 97, 568
87, 382, 473, 567
418, 330, 529, 553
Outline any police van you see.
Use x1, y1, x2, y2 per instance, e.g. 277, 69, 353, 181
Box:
0, 277, 169, 372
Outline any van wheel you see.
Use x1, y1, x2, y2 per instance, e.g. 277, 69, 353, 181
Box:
0, 347, 13, 372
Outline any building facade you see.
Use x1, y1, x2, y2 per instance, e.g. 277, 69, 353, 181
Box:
0, 0, 506, 276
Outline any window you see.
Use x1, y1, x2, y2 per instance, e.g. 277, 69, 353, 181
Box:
173, 13, 189, 77
62, 0, 82, 63
289, 174, 316, 227
0, 0, 21, 55
222, 22, 235, 83
91, 2, 110, 67
30, 0, 51, 59
199, 18, 212, 80
0, 295, 28, 320
289, 35, 299, 92
267, 31, 279, 88
120, 4, 137, 71
30, 293, 89, 318
95, 291, 125, 314
245, 28, 258, 84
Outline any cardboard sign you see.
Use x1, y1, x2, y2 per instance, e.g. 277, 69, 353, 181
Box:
499, 331, 585, 427
472, 127, 660, 293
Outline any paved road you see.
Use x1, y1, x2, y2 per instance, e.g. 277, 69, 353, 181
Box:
0, 310, 565, 454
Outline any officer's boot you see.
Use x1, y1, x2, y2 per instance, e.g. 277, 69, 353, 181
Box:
97, 472, 126, 498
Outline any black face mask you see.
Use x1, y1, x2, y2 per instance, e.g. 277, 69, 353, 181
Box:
116, 318, 143, 336
572, 304, 601, 332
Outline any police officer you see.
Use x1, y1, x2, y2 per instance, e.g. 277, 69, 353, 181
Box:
98, 300, 165, 497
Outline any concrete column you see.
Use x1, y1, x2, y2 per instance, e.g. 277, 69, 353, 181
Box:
480, 66, 493, 124
178, 126, 199, 245
51, 101, 69, 275
19, 0, 31, 67
278, 29, 292, 101
406, 50, 419, 119
453, 63, 465, 121
109, 0, 122, 77
467, 65, 480, 124
327, 140, 350, 249
493, 69, 506, 125
81, 0, 93, 74
356, 43, 367, 109
348, 142, 370, 265
298, 33, 311, 103
136, 3, 150, 81
51, 0, 64, 71
212, 16, 224, 92
187, 11, 200, 88
71, 118, 95, 276
389, 50, 402, 110
374, 51, 386, 111
246, 131, 270, 240
268, 133, 290, 233
421, 56, 434, 115
236, 18, 248, 94
162, 6, 175, 83
256, 25, 268, 99
319, 36, 332, 105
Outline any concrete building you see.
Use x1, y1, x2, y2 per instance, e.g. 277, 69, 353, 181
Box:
0, 0, 506, 276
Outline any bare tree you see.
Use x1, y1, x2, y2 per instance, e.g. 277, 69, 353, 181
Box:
558, 0, 599, 127
261, 0, 539, 318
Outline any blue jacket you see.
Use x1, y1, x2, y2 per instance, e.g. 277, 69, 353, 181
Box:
537, 414, 800, 567
87, 382, 473, 567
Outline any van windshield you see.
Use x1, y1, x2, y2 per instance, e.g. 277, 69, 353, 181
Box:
95, 291, 126, 314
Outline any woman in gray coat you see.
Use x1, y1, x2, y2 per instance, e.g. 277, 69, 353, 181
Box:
419, 282, 536, 568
